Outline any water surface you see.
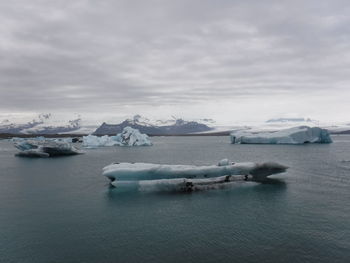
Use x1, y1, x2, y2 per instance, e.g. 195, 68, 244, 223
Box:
0, 136, 349, 262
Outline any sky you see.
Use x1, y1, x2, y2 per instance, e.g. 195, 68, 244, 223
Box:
0, 0, 349, 125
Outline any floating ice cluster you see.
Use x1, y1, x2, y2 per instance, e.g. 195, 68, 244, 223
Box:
230, 126, 332, 144
82, 126, 152, 147
14, 138, 83, 157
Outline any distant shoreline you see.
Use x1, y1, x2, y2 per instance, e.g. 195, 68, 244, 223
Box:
0, 131, 231, 139
1, 130, 349, 139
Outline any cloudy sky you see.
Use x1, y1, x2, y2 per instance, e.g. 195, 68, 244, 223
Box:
0, 0, 349, 124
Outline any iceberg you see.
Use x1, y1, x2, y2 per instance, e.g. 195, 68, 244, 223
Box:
230, 126, 332, 144
118, 126, 152, 146
14, 139, 41, 151
82, 126, 152, 147
82, 135, 119, 147
102, 159, 288, 183
14, 139, 83, 157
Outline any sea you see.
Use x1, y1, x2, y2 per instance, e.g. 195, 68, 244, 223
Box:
0, 136, 349, 263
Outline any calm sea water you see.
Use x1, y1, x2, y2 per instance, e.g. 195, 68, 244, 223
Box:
0, 136, 349, 263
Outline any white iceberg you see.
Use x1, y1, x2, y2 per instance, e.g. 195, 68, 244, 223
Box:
118, 126, 152, 146
14, 139, 83, 157
230, 126, 332, 144
82, 126, 152, 147
102, 159, 288, 183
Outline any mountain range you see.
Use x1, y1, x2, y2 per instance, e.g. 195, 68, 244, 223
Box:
0, 114, 84, 134
93, 115, 213, 135
1, 113, 349, 135
0, 114, 214, 135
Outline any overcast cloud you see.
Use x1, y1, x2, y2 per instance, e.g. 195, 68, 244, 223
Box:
0, 0, 350, 124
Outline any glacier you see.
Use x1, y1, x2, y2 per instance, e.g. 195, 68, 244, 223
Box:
230, 126, 332, 144
102, 160, 288, 183
83, 126, 152, 147
14, 139, 83, 157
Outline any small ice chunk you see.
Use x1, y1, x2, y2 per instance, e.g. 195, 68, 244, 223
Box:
218, 159, 230, 166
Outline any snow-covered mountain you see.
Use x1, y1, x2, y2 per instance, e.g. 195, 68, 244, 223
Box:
121, 115, 216, 127
0, 113, 96, 134
258, 117, 320, 131
263, 117, 350, 134
0, 114, 215, 135
1, 113, 348, 135
93, 115, 214, 135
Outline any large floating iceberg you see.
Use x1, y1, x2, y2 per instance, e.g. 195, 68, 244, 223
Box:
230, 126, 332, 144
83, 126, 152, 147
14, 139, 83, 157
103, 160, 288, 185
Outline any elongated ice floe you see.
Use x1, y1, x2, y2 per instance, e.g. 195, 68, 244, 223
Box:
102, 160, 288, 184
230, 126, 332, 144
83, 126, 152, 147
14, 139, 83, 157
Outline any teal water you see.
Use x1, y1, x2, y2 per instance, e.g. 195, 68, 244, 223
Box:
0, 136, 349, 263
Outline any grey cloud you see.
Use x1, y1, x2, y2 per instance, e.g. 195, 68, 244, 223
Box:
0, 0, 350, 121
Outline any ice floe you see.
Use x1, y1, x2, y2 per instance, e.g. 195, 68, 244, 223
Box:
230, 126, 332, 144
102, 159, 288, 182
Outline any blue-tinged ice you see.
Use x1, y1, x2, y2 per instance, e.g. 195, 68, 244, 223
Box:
82, 126, 152, 147
230, 126, 332, 144
13, 139, 83, 157
102, 160, 288, 182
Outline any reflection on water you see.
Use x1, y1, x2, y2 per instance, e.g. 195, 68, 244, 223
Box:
105, 177, 287, 197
